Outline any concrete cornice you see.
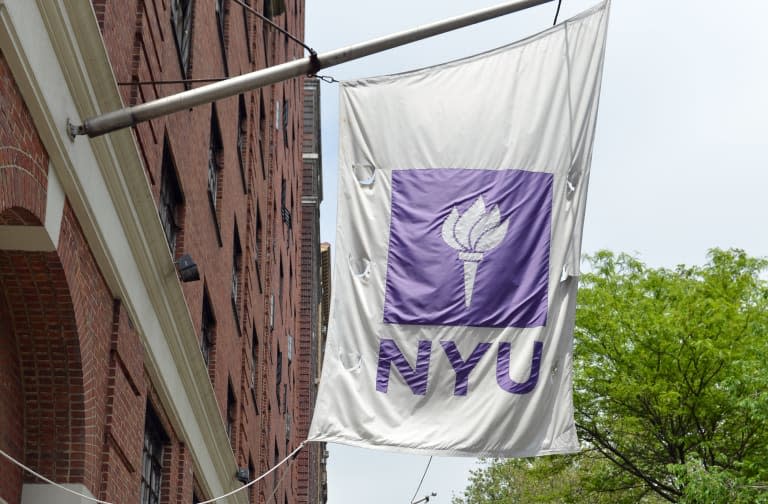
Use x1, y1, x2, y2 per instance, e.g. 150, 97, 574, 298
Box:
0, 1, 244, 501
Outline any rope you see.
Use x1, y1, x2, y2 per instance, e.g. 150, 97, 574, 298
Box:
198, 441, 306, 504
0, 447, 115, 504
409, 456, 433, 503
1, 440, 306, 504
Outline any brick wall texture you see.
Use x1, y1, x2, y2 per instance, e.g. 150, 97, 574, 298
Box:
0, 0, 323, 502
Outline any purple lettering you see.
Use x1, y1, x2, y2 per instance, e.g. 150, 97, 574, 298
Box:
496, 341, 543, 394
376, 339, 432, 395
440, 341, 491, 396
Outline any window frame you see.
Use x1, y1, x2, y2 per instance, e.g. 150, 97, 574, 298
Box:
201, 291, 216, 372
226, 381, 237, 447
276, 346, 282, 407
140, 405, 167, 504
282, 98, 289, 146
171, 0, 193, 78
255, 206, 263, 292
237, 94, 248, 192
250, 326, 259, 409
232, 228, 242, 321
242, 0, 252, 62
215, 0, 229, 75
208, 107, 223, 212
159, 138, 183, 255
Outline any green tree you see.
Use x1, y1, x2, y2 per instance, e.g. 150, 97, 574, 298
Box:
577, 249, 768, 502
452, 451, 664, 504
454, 249, 768, 503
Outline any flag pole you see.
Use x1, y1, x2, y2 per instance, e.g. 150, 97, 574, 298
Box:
72, 0, 554, 138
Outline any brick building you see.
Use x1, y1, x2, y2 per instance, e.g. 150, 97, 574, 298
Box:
0, 1, 325, 503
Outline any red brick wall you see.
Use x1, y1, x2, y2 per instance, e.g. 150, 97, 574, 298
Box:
1, 36, 191, 504
95, 1, 308, 502
0, 275, 23, 504
98, 301, 146, 503
0, 51, 48, 224
1, 47, 78, 504
145, 388, 195, 504
1, 0, 310, 501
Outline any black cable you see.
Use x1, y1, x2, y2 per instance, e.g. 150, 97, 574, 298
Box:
310, 75, 339, 84
117, 77, 226, 86
409, 456, 433, 504
553, 0, 563, 25
232, 0, 316, 56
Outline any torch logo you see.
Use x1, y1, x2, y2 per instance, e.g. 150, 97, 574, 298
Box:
383, 168, 550, 328
441, 196, 509, 307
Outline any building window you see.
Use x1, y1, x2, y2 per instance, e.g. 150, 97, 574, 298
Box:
274, 99, 280, 130
237, 94, 248, 192
262, 28, 270, 66
242, 0, 252, 61
208, 106, 223, 213
226, 381, 237, 446
171, 0, 193, 77
288, 260, 293, 305
215, 0, 226, 41
280, 178, 291, 229
215, 0, 229, 74
285, 412, 291, 441
282, 98, 289, 146
140, 405, 167, 504
201, 291, 215, 371
276, 346, 282, 406
251, 327, 259, 396
259, 94, 267, 180
273, 440, 279, 468
258, 137, 266, 180
263, 0, 285, 19
255, 207, 263, 293
269, 294, 274, 331
287, 333, 293, 363
248, 457, 256, 503
232, 228, 242, 319
159, 138, 183, 255
255, 205, 263, 265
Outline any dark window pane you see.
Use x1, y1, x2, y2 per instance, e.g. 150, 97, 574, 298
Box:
159, 139, 182, 254
140, 406, 166, 504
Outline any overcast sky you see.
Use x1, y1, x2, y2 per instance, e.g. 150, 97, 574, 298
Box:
304, 1, 768, 502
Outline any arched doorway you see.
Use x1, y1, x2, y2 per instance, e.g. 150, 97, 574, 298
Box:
0, 207, 86, 504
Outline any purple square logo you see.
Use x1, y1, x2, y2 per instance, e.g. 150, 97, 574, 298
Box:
383, 169, 552, 328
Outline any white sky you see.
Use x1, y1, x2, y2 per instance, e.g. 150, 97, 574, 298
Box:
305, 1, 768, 502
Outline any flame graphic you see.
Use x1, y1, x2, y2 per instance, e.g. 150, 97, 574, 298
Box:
441, 196, 509, 307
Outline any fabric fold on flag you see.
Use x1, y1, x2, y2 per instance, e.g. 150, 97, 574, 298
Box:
309, 1, 610, 457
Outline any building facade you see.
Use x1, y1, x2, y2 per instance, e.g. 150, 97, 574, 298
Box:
0, 0, 325, 503
298, 78, 327, 504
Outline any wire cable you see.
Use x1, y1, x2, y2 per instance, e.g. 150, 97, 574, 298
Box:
117, 77, 227, 86
311, 74, 339, 84
232, 0, 316, 56
0, 447, 115, 504
409, 456, 433, 504
198, 441, 306, 504
553, 0, 563, 25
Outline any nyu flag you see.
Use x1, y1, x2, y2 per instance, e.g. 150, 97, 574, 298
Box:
309, 2, 609, 457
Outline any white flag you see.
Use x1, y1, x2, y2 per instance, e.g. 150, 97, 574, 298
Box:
309, 2, 610, 457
